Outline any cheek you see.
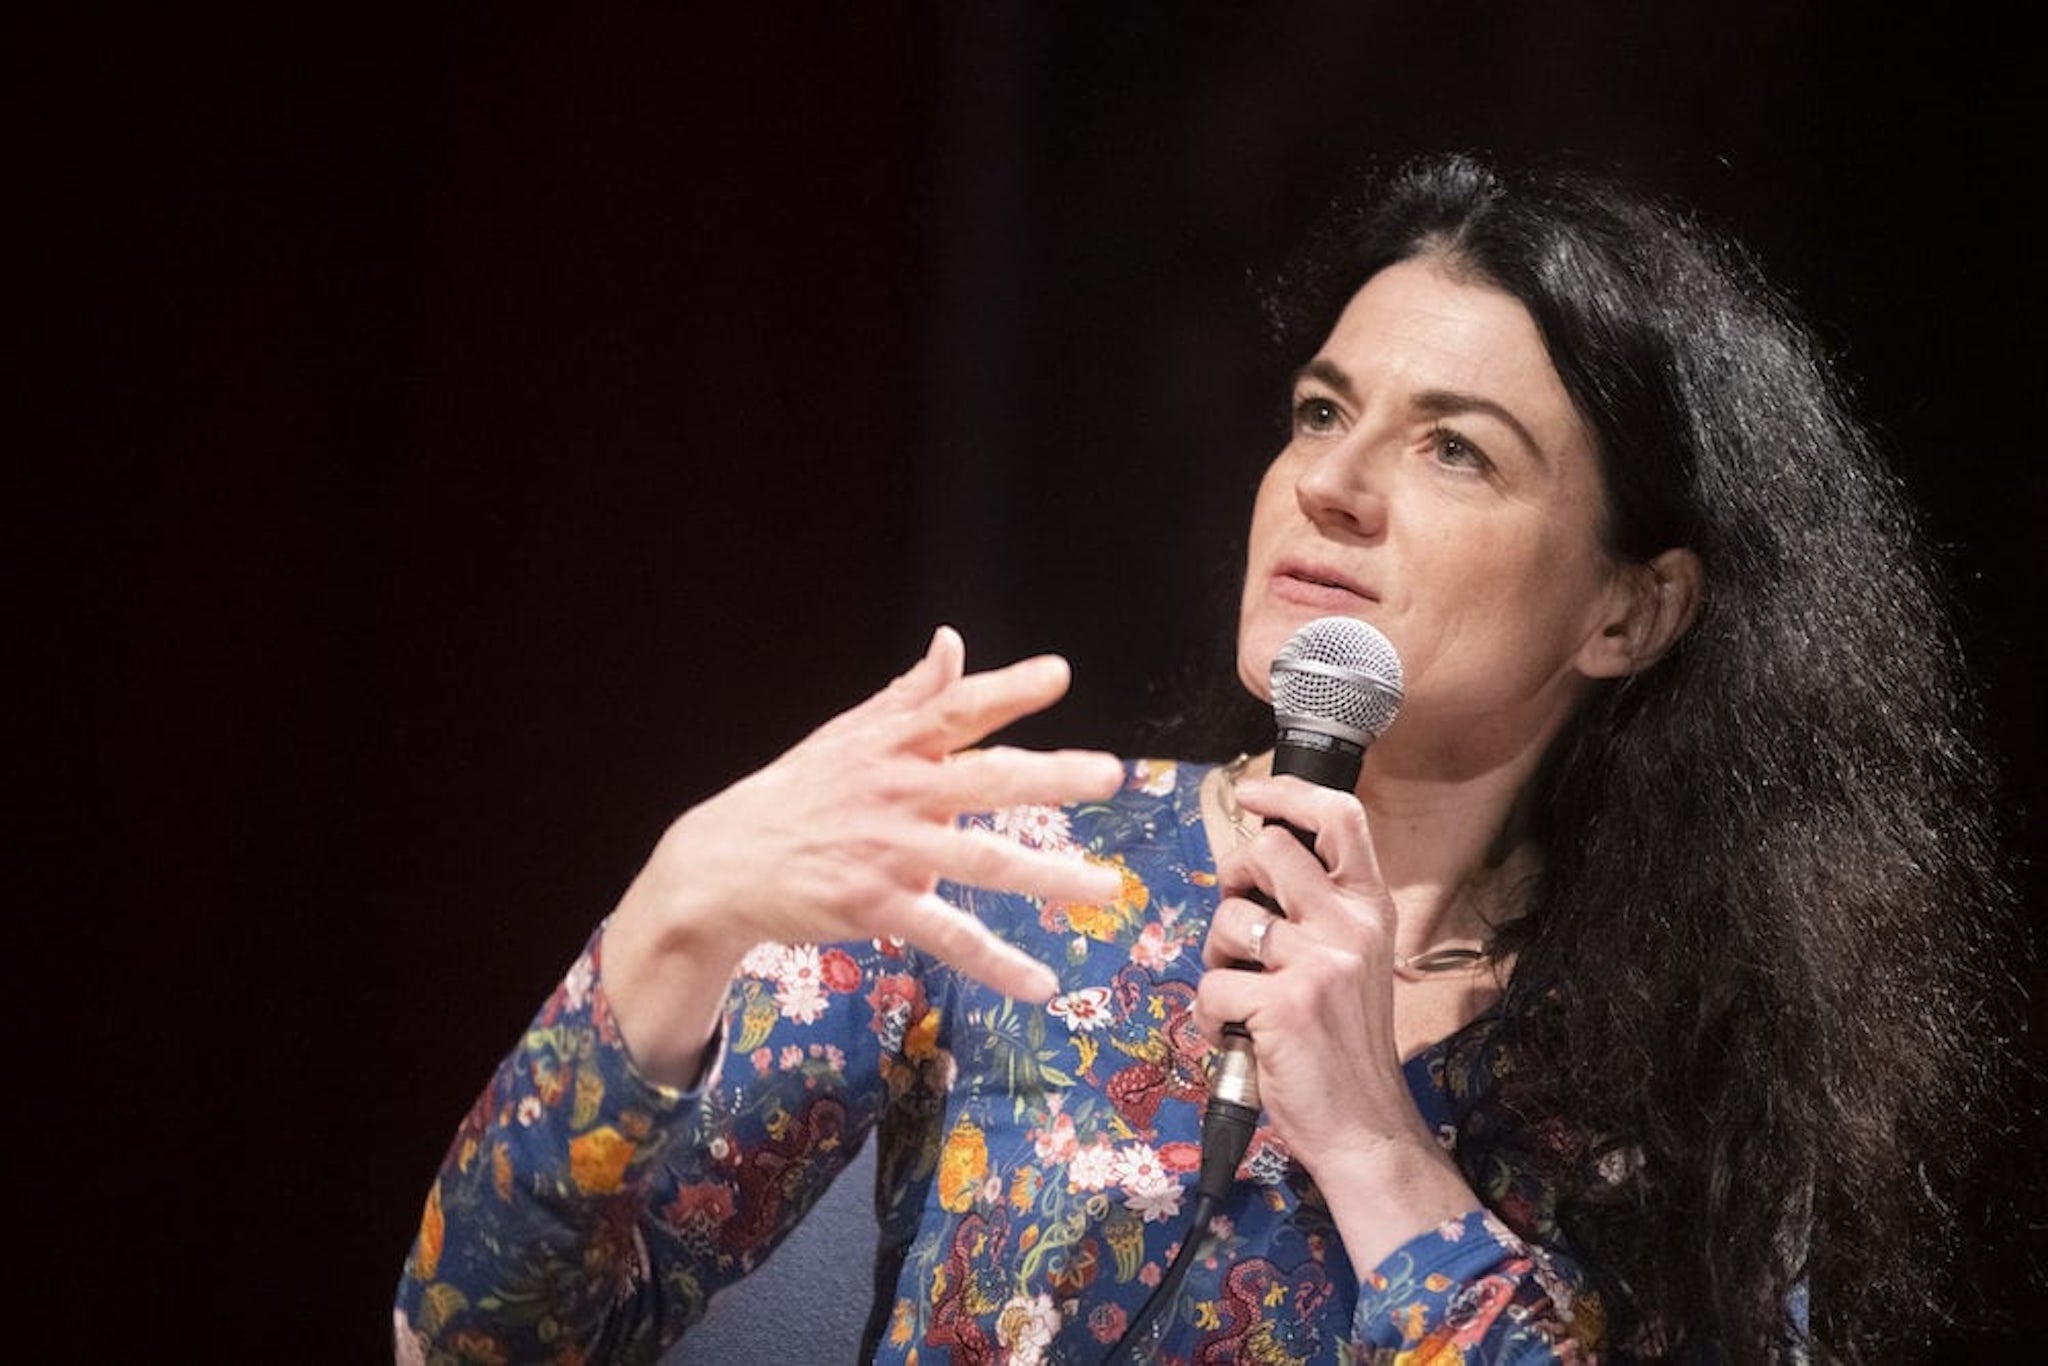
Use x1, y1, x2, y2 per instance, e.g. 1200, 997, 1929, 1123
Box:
1397, 530, 1613, 680
1241, 461, 1291, 559
1234, 463, 1295, 694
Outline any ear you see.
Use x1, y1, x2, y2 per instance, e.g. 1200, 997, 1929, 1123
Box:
1577, 547, 1704, 679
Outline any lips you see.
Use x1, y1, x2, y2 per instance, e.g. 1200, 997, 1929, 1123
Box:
1268, 557, 1376, 608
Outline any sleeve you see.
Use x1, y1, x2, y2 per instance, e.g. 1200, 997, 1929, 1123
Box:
1349, 1209, 1604, 1363
393, 922, 947, 1365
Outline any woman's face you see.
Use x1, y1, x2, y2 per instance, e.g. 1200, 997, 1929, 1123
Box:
1238, 257, 1636, 774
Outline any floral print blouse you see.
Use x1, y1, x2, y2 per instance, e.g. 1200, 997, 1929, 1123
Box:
396, 759, 1602, 1363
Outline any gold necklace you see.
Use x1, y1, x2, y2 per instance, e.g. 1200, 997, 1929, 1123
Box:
1216, 752, 1261, 845
1215, 753, 1490, 977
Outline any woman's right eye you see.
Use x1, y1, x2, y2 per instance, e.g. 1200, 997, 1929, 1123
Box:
1293, 396, 1341, 434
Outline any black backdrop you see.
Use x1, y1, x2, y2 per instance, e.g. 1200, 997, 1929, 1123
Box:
20, 4, 2042, 1358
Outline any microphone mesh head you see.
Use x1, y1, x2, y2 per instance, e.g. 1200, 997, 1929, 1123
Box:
1270, 615, 1404, 746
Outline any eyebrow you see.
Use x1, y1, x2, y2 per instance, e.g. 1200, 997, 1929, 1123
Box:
1294, 357, 1548, 464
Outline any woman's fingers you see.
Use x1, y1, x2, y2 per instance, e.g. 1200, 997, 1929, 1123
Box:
901, 623, 967, 699
813, 625, 967, 741
645, 625, 1129, 983
1203, 895, 1284, 970
1229, 775, 1371, 859
820, 633, 1083, 769
924, 745, 1126, 815
895, 890, 1061, 1002
922, 824, 1125, 906
1189, 959, 1284, 1046
908, 653, 1079, 755
1215, 824, 1327, 931
802, 820, 1122, 1002
1222, 776, 1391, 926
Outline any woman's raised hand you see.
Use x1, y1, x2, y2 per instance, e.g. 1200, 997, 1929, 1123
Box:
601, 626, 1125, 1086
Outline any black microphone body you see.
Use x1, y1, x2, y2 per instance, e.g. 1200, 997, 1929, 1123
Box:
1271, 724, 1367, 792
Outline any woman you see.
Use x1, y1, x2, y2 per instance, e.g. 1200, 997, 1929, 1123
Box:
396, 154, 2004, 1361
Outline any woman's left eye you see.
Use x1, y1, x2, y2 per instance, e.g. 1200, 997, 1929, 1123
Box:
1433, 426, 1490, 472
1293, 396, 1342, 434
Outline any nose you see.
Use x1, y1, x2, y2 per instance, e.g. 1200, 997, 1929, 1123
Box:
1292, 431, 1388, 540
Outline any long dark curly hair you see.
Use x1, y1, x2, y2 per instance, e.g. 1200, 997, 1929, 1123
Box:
1228, 153, 2013, 1359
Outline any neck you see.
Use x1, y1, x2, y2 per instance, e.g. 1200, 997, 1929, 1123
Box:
1362, 768, 1541, 959
1363, 696, 1579, 950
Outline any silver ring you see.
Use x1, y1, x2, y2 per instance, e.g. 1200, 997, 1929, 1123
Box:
1248, 913, 1273, 967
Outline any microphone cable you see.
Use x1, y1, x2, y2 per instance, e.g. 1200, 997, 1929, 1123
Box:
1099, 1189, 1218, 1365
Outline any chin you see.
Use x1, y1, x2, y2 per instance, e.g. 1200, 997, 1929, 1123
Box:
1234, 657, 1273, 704
1234, 619, 1288, 702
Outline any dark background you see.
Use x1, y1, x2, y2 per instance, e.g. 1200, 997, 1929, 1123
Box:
20, 4, 2042, 1358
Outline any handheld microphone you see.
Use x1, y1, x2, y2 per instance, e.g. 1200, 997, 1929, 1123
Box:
1109, 615, 1405, 1365
1199, 615, 1404, 1202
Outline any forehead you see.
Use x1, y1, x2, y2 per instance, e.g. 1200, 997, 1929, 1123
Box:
1315, 259, 1593, 457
